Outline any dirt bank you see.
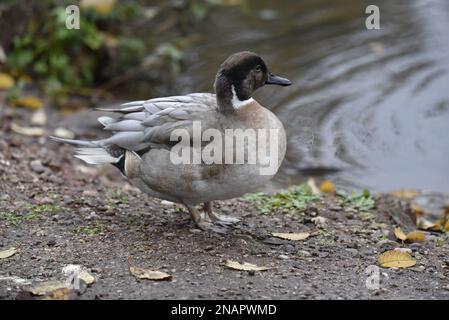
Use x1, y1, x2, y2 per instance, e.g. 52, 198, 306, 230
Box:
1, 105, 449, 300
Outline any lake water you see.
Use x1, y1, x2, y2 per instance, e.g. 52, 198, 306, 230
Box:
175, 0, 449, 192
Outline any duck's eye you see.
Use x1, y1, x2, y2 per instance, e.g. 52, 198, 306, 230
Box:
255, 65, 262, 72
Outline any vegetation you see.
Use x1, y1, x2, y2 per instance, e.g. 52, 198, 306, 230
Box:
337, 189, 376, 212
241, 184, 321, 214
0, 0, 226, 107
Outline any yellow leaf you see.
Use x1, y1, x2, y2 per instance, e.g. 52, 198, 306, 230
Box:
13, 96, 44, 110
42, 288, 73, 300
11, 123, 45, 137
445, 220, 449, 232
405, 231, 425, 243
0, 247, 18, 259
378, 250, 416, 268
390, 189, 419, 199
129, 265, 172, 281
272, 232, 310, 241
320, 180, 335, 194
394, 227, 407, 241
225, 260, 269, 271
24, 281, 69, 296
81, 0, 117, 15
0, 73, 14, 90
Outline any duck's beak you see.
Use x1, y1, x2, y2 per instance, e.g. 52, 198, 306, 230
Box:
265, 73, 291, 86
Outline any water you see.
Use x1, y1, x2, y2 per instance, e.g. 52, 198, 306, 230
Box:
174, 0, 449, 192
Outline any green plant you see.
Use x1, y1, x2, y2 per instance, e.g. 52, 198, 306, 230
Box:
77, 223, 106, 236
241, 184, 320, 214
337, 189, 375, 212
106, 188, 129, 207
4, 212, 22, 226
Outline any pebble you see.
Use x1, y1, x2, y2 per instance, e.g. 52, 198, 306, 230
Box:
30, 159, 46, 174
394, 247, 412, 254
278, 254, 289, 260
298, 250, 311, 257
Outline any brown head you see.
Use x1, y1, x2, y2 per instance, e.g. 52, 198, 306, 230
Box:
214, 51, 291, 112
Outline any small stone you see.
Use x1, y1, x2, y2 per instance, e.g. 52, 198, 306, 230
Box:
30, 160, 46, 174
394, 247, 412, 254
298, 250, 311, 257
278, 254, 289, 260
47, 239, 56, 246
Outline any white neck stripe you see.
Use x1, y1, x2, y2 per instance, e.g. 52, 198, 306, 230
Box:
231, 85, 253, 109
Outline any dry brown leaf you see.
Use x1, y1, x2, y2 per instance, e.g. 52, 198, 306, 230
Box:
394, 227, 408, 241
24, 281, 69, 296
445, 220, 449, 232
42, 287, 75, 300
11, 123, 45, 137
0, 247, 18, 259
390, 189, 419, 199
272, 232, 310, 241
129, 265, 172, 281
405, 231, 425, 243
13, 96, 44, 110
394, 227, 425, 242
378, 250, 416, 268
225, 260, 269, 271
320, 180, 335, 194
0, 73, 14, 90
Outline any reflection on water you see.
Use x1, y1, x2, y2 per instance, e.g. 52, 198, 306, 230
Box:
173, 0, 449, 192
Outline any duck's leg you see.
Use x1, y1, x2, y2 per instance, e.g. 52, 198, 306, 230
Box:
184, 203, 230, 234
203, 201, 240, 225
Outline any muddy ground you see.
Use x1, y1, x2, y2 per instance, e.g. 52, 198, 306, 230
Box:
1, 104, 449, 300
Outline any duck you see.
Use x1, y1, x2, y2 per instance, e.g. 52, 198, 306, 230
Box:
52, 51, 291, 233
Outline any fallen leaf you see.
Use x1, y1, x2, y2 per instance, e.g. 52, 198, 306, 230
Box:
42, 287, 76, 300
24, 281, 69, 296
405, 231, 425, 243
378, 250, 416, 268
11, 123, 45, 137
81, 0, 117, 15
128, 258, 171, 281
390, 189, 419, 199
0, 73, 14, 90
394, 227, 426, 243
13, 96, 44, 110
394, 227, 408, 241
445, 220, 449, 232
320, 180, 335, 194
0, 247, 18, 259
129, 266, 172, 281
272, 232, 310, 241
225, 260, 269, 271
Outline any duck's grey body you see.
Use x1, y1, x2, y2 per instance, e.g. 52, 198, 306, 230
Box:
53, 51, 291, 232
120, 93, 287, 205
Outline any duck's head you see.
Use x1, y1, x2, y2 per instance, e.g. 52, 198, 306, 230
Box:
214, 51, 291, 112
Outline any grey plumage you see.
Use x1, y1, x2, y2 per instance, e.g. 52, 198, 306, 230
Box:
52, 51, 291, 233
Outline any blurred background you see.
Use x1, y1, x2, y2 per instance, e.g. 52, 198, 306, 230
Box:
0, 0, 448, 193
